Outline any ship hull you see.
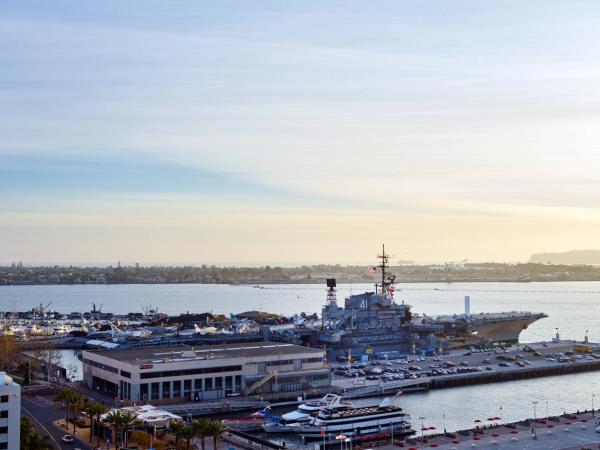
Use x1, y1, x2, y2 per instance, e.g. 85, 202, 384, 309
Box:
469, 316, 545, 344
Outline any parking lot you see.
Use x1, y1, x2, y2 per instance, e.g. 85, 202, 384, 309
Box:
331, 340, 600, 391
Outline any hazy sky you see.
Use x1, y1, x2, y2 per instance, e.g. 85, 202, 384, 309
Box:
2, 1, 600, 265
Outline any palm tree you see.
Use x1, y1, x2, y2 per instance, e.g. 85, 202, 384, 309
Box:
181, 423, 195, 450
208, 420, 227, 450
68, 391, 84, 434
192, 418, 212, 450
169, 421, 187, 449
83, 401, 109, 446
120, 410, 142, 446
104, 410, 127, 448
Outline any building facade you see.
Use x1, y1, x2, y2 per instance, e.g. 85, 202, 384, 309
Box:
0, 372, 20, 450
82, 342, 329, 403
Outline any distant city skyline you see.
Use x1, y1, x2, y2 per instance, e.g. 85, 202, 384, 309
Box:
2, 1, 600, 264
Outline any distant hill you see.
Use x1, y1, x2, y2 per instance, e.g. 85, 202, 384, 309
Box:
530, 249, 600, 265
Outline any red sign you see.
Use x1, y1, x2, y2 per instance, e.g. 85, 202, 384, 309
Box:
140, 364, 154, 369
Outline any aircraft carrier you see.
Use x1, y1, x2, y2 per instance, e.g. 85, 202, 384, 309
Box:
309, 246, 547, 360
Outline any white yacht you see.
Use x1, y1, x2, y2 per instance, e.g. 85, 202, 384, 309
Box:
263, 394, 352, 433
290, 398, 414, 441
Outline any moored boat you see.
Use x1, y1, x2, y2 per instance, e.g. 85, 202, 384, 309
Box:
290, 398, 414, 441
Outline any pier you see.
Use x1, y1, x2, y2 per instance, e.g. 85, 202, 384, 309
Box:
336, 341, 600, 399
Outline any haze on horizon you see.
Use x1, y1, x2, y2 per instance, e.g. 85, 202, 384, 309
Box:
2, 1, 600, 265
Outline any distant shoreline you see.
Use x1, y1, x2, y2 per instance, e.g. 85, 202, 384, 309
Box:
3, 278, 600, 286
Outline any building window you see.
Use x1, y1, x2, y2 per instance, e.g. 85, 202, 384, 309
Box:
0, 426, 7, 434
151, 382, 160, 400
235, 375, 242, 390
0, 396, 7, 403
205, 378, 213, 390
0, 410, 7, 418
162, 381, 171, 399
173, 380, 181, 398
120, 370, 131, 378
225, 376, 233, 390
194, 379, 202, 391
0, 442, 7, 449
139, 365, 242, 379
140, 384, 148, 402
184, 380, 192, 398
266, 360, 294, 367
215, 377, 223, 390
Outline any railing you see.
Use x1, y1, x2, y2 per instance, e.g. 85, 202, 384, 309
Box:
245, 371, 277, 395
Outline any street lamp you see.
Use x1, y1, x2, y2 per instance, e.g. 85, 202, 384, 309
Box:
442, 413, 446, 435
419, 417, 426, 450
532, 401, 538, 440
593, 393, 596, 417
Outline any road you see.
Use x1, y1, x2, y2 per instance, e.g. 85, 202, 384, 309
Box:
22, 395, 92, 450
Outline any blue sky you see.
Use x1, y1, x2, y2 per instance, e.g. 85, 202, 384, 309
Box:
2, 1, 600, 264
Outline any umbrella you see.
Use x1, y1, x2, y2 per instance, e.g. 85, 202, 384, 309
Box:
474, 419, 482, 423
428, 426, 436, 430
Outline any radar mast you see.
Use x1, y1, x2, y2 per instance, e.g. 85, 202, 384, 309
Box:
376, 244, 396, 300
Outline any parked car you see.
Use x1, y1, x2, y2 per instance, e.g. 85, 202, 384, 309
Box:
62, 435, 74, 444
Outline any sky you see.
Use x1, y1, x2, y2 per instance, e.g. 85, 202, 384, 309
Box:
2, 1, 600, 265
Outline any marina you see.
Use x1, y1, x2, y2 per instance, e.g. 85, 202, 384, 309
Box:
5, 252, 600, 449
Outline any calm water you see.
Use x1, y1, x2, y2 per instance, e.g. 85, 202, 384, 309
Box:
2, 281, 600, 342
4, 282, 600, 431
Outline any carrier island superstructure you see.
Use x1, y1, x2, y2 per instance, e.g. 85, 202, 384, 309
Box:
308, 246, 547, 360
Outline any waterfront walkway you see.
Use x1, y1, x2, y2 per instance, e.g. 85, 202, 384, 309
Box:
378, 412, 600, 450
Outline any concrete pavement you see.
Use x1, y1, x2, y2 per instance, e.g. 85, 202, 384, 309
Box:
378, 412, 600, 450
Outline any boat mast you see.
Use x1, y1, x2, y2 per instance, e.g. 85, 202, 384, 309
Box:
377, 244, 390, 296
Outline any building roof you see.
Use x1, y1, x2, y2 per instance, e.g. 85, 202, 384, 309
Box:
102, 404, 181, 425
84, 341, 322, 365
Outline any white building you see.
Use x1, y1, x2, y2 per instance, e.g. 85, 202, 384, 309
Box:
0, 372, 20, 450
82, 341, 330, 403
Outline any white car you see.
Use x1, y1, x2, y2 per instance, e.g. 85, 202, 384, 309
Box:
62, 434, 74, 444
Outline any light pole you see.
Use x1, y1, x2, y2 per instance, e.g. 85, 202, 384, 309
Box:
442, 413, 446, 435
419, 416, 426, 450
545, 399, 549, 420
593, 393, 596, 416
532, 401, 538, 440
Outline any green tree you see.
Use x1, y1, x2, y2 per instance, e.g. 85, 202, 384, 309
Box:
23, 433, 52, 450
83, 401, 109, 446
207, 419, 227, 450
103, 410, 141, 448
54, 388, 84, 433
104, 410, 127, 448
20, 416, 53, 450
192, 418, 212, 450
169, 421, 187, 449
53, 388, 72, 426
121, 410, 142, 446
